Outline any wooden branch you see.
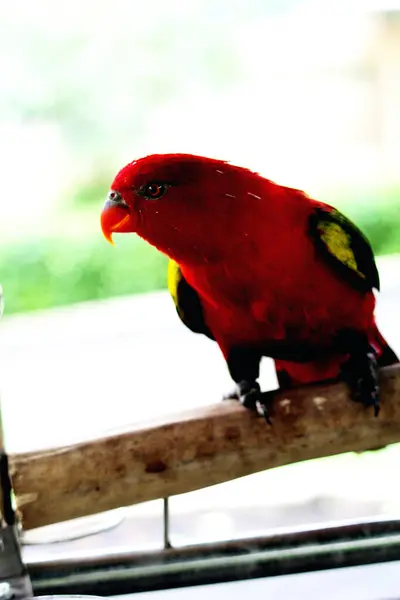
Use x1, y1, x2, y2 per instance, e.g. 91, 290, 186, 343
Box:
9, 364, 400, 531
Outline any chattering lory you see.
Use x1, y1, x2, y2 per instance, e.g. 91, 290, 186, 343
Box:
100, 153, 398, 422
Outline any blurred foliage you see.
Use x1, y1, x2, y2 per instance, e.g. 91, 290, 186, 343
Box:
346, 206, 400, 257
1, 187, 399, 316
0, 1, 399, 315
71, 171, 114, 208
0, 0, 262, 161
0, 234, 167, 315
326, 185, 400, 257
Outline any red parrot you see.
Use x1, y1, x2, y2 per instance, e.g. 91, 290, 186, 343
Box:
100, 154, 398, 421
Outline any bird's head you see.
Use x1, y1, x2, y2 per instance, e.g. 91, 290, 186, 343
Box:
100, 153, 261, 264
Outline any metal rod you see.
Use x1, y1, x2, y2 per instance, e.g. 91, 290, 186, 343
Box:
1, 452, 15, 526
163, 497, 172, 550
0, 288, 33, 600
0, 417, 32, 599
27, 517, 400, 596
0, 373, 16, 527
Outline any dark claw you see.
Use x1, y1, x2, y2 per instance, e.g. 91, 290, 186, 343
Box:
223, 381, 272, 425
222, 380, 258, 403
255, 398, 272, 425
341, 351, 380, 417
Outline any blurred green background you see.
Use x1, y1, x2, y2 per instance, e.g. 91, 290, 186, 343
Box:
1, 0, 399, 315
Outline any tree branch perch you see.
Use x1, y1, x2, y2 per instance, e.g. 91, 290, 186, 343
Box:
9, 364, 400, 531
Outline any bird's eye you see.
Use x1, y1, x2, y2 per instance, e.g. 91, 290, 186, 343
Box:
140, 182, 168, 200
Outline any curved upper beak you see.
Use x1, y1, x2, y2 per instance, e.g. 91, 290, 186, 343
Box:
100, 191, 131, 245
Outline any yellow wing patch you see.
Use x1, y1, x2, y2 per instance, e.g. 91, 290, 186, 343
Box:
167, 258, 182, 308
318, 221, 366, 280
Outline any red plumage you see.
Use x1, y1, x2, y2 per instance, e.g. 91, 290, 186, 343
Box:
101, 153, 398, 418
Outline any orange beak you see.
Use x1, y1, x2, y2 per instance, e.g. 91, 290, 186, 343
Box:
100, 193, 131, 245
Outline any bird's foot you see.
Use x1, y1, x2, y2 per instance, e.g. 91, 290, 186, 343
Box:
340, 350, 380, 417
223, 380, 272, 424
